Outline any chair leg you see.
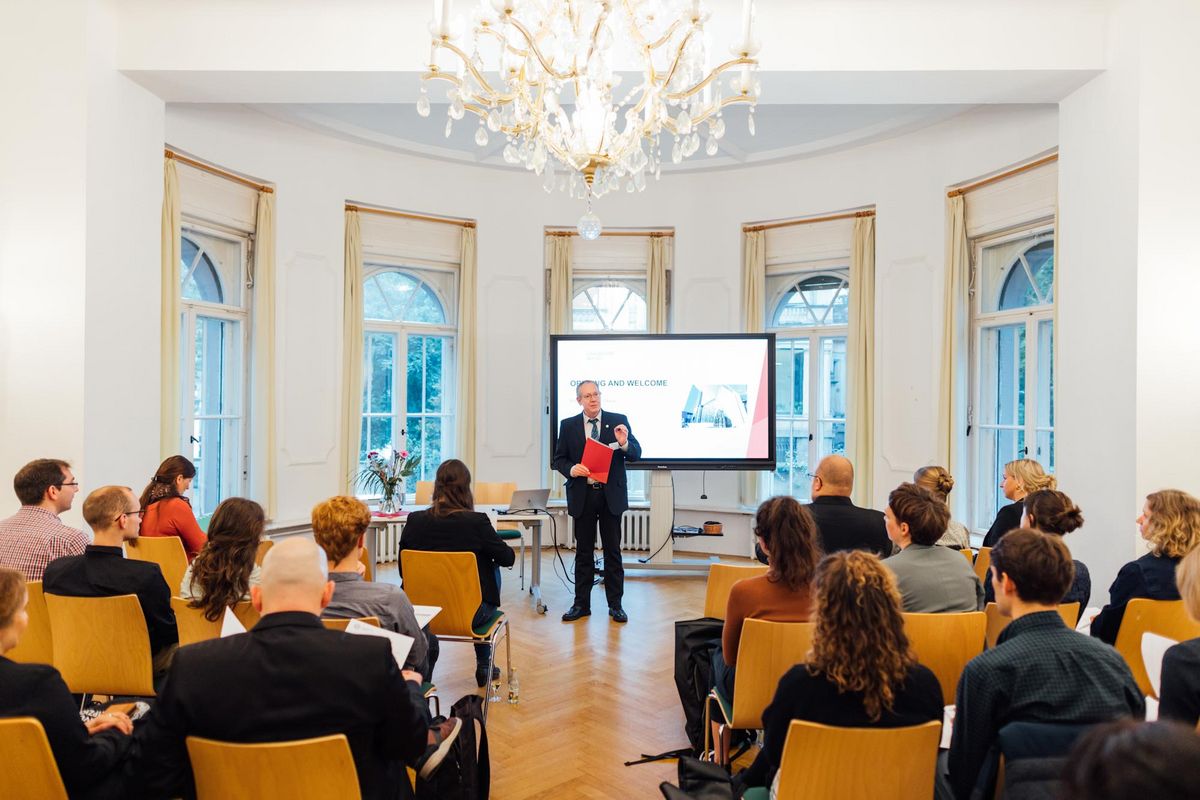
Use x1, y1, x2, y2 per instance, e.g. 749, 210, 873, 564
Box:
519, 538, 526, 590
702, 694, 712, 760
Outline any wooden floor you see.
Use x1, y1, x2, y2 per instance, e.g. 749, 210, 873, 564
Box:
377, 550, 726, 799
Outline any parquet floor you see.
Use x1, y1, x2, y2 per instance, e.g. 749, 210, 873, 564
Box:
377, 550, 740, 799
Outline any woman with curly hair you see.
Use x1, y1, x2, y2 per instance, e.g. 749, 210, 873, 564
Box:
179, 498, 265, 621
736, 550, 943, 793
135, 455, 206, 561
1091, 489, 1200, 644
983, 458, 1057, 547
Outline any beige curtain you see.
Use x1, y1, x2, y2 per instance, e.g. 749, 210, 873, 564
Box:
339, 209, 364, 493
739, 229, 766, 508
938, 196, 971, 519
456, 226, 478, 475
847, 216, 876, 507
251, 190, 277, 517
160, 158, 182, 460
547, 235, 573, 498
647, 235, 670, 334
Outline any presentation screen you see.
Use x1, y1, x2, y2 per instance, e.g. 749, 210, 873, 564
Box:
550, 334, 776, 471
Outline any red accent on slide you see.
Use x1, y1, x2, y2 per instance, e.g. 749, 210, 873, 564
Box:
747, 350, 770, 457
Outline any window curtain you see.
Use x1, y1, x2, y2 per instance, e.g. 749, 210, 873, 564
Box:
340, 209, 364, 493
647, 235, 670, 334
547, 235, 573, 498
251, 190, 277, 517
847, 216, 876, 507
457, 226, 478, 476
739, 229, 766, 508
160, 158, 182, 460
938, 196, 971, 519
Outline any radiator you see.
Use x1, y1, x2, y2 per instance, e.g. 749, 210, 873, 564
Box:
566, 508, 652, 552
376, 522, 404, 563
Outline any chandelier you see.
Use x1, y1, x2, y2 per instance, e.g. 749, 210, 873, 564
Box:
419, 0, 761, 238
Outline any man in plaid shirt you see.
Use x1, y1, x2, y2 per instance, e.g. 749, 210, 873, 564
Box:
0, 459, 88, 580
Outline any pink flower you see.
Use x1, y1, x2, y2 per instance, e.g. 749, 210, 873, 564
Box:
400, 451, 409, 458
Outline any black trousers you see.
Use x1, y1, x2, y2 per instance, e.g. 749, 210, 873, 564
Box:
573, 486, 624, 609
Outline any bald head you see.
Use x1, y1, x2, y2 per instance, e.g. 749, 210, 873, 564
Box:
813, 455, 854, 497
251, 538, 334, 616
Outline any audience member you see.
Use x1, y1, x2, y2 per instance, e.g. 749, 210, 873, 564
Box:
736, 551, 943, 794
913, 465, 971, 549
716, 496, 820, 704
179, 497, 265, 620
1062, 720, 1200, 800
981, 458, 1055, 547
0, 459, 87, 581
313, 495, 429, 677
132, 538, 453, 800
883, 483, 983, 613
1159, 544, 1200, 726
43, 486, 178, 673
948, 530, 1143, 800
1091, 489, 1200, 644
136, 455, 205, 561
399, 459, 515, 687
983, 489, 1088, 605
804, 455, 890, 557
0, 567, 134, 799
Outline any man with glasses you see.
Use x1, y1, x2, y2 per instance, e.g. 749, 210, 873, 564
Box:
553, 380, 641, 623
0, 458, 88, 580
44, 486, 179, 674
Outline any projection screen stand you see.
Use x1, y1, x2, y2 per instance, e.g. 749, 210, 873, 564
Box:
624, 470, 712, 573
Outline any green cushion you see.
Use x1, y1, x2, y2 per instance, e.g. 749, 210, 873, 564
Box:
713, 687, 733, 724
420, 682, 436, 696
743, 788, 769, 800
497, 530, 521, 540
473, 609, 504, 637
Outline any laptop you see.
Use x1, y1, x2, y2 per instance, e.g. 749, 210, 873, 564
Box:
499, 488, 550, 513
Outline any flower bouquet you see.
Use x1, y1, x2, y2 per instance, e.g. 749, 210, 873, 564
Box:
357, 447, 421, 515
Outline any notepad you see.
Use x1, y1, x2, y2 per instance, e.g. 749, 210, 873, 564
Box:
413, 605, 441, 629
346, 618, 414, 669
221, 606, 247, 637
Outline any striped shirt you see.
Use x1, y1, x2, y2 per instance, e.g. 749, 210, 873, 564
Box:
0, 506, 89, 581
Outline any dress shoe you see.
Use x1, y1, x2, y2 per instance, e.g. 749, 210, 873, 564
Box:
416, 717, 462, 778
609, 606, 628, 623
561, 604, 591, 622
474, 665, 500, 688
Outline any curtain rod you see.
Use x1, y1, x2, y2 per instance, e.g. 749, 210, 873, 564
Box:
346, 204, 476, 229
165, 149, 273, 194
947, 153, 1058, 198
742, 209, 875, 234
545, 229, 673, 238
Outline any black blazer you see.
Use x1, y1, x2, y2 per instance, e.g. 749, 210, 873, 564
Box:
398, 510, 516, 607
806, 496, 890, 558
1090, 552, 1181, 644
552, 410, 642, 517
131, 612, 428, 800
43, 545, 178, 654
0, 657, 132, 800
982, 501, 1023, 548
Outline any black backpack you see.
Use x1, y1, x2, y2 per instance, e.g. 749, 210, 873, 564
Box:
415, 694, 490, 800
673, 617, 725, 755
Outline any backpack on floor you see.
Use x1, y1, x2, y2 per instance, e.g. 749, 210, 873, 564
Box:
415, 693, 491, 800
673, 617, 725, 755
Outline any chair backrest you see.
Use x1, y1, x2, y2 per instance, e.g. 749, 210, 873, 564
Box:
1114, 599, 1200, 697
984, 602, 1081, 650
973, 546, 992, 585
415, 481, 434, 504
126, 535, 189, 597
359, 547, 373, 582
172, 597, 260, 644
233, 600, 260, 629
729, 619, 815, 729
255, 539, 274, 566
400, 550, 483, 637
774, 720, 941, 800
0, 717, 69, 800
44, 593, 155, 696
321, 616, 381, 631
187, 733, 362, 800
474, 481, 517, 505
703, 563, 769, 619
902, 612, 986, 705
960, 548, 976, 566
6, 580, 53, 664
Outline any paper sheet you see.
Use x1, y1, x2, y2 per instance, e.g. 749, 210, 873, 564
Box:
1075, 606, 1102, 635
1142, 632, 1177, 698
413, 605, 441, 629
221, 606, 247, 637
940, 704, 955, 750
345, 618, 414, 669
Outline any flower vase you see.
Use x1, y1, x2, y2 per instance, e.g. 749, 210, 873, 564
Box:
379, 481, 402, 514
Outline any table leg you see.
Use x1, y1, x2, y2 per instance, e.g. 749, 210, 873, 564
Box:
527, 520, 545, 615
364, 522, 379, 582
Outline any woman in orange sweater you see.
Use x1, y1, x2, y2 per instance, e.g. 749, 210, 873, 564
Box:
135, 455, 206, 561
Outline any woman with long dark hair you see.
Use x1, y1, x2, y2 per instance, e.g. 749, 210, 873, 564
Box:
136, 455, 206, 561
180, 498, 265, 621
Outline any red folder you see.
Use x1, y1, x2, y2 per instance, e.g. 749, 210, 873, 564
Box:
582, 437, 614, 484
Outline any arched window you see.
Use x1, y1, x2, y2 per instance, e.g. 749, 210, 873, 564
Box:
571, 280, 647, 332
181, 235, 225, 303
772, 274, 849, 328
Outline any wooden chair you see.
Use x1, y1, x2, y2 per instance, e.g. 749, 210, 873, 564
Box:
984, 602, 1080, 650
6, 580, 53, 665
400, 550, 511, 713
126, 535, 189, 597
172, 598, 259, 645
255, 539, 274, 566
765, 720, 942, 800
359, 547, 374, 582
476, 481, 526, 589
960, 548, 976, 566
1114, 599, 1200, 697
973, 546, 993, 585
703, 563, 769, 619
187, 733, 361, 800
703, 619, 815, 765
44, 593, 155, 696
415, 481, 434, 504
234, 601, 261, 629
321, 616, 381, 631
0, 717, 69, 800
902, 612, 986, 705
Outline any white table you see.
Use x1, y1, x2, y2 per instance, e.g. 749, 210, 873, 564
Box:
368, 506, 552, 615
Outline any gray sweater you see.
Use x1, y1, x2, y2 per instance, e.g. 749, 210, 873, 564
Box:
323, 571, 428, 670
885, 543, 984, 613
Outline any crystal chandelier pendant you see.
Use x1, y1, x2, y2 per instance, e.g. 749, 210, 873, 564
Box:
577, 191, 601, 240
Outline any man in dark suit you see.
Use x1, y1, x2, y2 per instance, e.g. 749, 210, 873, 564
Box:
43, 485, 179, 673
131, 538, 455, 800
553, 380, 641, 623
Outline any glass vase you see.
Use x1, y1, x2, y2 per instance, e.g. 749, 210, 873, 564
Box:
379, 482, 402, 514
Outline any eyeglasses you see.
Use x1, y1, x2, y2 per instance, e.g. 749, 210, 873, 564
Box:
116, 508, 144, 523
59, 482, 79, 487
579, 392, 601, 400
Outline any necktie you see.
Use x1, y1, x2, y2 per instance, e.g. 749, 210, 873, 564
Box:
588, 418, 599, 440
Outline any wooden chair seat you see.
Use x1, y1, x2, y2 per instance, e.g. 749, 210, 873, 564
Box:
6, 580, 53, 665
902, 612, 986, 705
703, 563, 769, 620
44, 593, 155, 696
187, 733, 361, 799
0, 717, 69, 799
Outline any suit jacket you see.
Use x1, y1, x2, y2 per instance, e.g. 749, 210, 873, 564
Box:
398, 510, 516, 607
0, 657, 132, 800
552, 410, 642, 517
806, 496, 890, 558
1159, 637, 1200, 726
43, 545, 178, 654
982, 501, 1023, 548
1090, 552, 1181, 644
131, 611, 428, 800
